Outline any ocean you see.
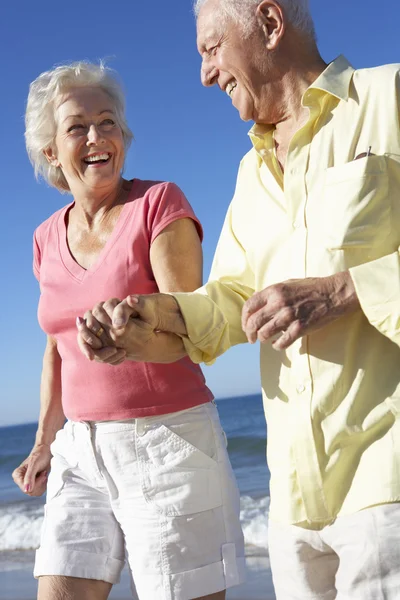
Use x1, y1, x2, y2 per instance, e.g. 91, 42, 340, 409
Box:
0, 394, 271, 594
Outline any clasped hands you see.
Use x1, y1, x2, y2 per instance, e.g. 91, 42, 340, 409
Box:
76, 296, 157, 365
77, 272, 359, 364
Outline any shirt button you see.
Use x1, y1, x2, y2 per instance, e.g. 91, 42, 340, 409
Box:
297, 384, 306, 394
293, 221, 301, 229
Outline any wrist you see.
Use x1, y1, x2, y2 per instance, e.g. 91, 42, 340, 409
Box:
330, 271, 360, 312
156, 294, 188, 336
35, 427, 60, 447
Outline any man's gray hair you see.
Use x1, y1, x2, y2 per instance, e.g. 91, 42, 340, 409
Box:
25, 61, 133, 193
194, 0, 315, 39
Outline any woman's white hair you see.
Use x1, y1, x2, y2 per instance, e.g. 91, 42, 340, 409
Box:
194, 0, 315, 39
25, 61, 133, 193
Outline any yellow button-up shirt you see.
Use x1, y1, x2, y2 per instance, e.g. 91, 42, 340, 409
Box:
174, 56, 400, 527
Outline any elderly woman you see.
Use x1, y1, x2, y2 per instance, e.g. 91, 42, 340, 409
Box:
12, 62, 245, 600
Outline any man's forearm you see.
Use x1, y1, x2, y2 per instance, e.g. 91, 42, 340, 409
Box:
153, 294, 189, 336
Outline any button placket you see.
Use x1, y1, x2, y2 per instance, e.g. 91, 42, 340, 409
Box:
289, 342, 329, 522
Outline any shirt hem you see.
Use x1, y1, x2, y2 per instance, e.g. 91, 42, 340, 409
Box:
269, 495, 400, 529
63, 396, 212, 422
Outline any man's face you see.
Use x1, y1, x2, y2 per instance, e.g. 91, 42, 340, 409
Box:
197, 0, 273, 123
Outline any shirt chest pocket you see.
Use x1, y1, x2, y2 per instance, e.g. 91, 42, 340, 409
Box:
322, 156, 390, 250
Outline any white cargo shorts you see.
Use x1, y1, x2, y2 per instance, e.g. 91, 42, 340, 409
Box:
34, 402, 246, 599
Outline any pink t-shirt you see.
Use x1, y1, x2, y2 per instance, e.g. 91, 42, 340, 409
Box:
34, 179, 213, 421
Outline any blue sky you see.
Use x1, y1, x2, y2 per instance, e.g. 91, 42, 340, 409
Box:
1, 0, 399, 426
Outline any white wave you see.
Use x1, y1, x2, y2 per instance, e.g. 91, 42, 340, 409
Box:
0, 503, 44, 551
240, 495, 270, 551
0, 495, 270, 553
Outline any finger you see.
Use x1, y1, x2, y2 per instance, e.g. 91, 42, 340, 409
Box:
29, 470, 48, 496
83, 310, 110, 347
92, 347, 125, 364
242, 292, 269, 332
243, 307, 274, 344
77, 333, 95, 361
112, 297, 139, 331
91, 303, 112, 328
256, 308, 295, 344
24, 460, 40, 494
102, 298, 121, 320
97, 349, 126, 365
109, 355, 127, 366
12, 465, 27, 492
272, 320, 303, 351
104, 350, 127, 365
76, 317, 103, 350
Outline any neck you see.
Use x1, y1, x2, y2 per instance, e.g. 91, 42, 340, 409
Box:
259, 43, 327, 141
70, 178, 128, 228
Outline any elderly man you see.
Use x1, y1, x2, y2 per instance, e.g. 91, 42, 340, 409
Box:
80, 0, 400, 598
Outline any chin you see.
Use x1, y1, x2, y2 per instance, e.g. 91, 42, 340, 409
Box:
235, 100, 254, 123
237, 108, 253, 122
239, 113, 253, 122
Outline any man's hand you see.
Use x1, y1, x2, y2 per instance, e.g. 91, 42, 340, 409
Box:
111, 294, 186, 336
109, 295, 187, 362
76, 296, 158, 362
242, 272, 360, 351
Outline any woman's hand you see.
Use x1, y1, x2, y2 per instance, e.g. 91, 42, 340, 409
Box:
12, 444, 52, 497
76, 298, 127, 365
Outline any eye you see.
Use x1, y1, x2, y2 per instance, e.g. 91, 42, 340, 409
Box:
208, 45, 218, 56
100, 118, 115, 127
67, 124, 84, 133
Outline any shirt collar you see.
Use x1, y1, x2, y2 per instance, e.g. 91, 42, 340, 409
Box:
248, 55, 355, 148
307, 54, 354, 101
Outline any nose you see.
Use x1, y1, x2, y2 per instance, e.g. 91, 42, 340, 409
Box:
201, 61, 219, 87
86, 124, 105, 146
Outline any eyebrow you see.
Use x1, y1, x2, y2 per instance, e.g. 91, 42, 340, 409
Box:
62, 109, 115, 124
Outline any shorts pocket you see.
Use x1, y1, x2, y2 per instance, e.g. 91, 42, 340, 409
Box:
47, 424, 77, 502
322, 155, 390, 249
137, 411, 223, 516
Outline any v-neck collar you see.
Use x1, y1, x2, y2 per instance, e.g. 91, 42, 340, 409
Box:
57, 179, 138, 283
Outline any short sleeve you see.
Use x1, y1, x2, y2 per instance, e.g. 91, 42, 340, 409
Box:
146, 182, 203, 245
33, 229, 41, 282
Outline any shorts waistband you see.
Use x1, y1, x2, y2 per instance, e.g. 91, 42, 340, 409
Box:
70, 401, 215, 434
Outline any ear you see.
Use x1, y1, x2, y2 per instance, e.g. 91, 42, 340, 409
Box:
256, 1, 285, 50
43, 146, 60, 167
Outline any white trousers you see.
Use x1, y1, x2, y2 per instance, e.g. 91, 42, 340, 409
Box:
269, 503, 400, 599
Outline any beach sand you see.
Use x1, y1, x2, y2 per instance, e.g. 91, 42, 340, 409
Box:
0, 551, 275, 600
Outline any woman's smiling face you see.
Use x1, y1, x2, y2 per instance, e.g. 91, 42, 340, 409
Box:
49, 86, 125, 193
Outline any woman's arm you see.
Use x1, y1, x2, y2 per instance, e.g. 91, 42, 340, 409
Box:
77, 218, 203, 363
150, 217, 203, 292
121, 217, 202, 361
12, 335, 65, 496
115, 217, 203, 361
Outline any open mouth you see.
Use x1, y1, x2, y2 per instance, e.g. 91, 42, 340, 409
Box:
226, 81, 237, 98
83, 152, 112, 165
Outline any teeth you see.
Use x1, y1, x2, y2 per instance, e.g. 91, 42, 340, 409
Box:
84, 153, 110, 163
226, 82, 237, 97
